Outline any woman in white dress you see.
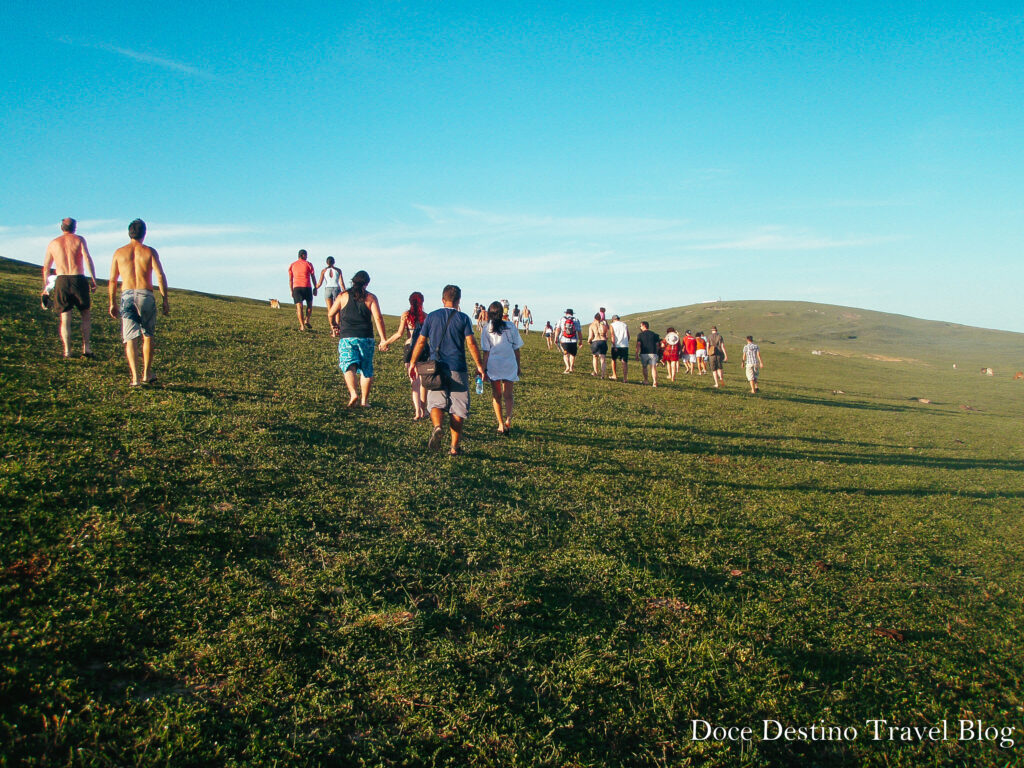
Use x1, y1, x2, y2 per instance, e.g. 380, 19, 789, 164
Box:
481, 300, 524, 435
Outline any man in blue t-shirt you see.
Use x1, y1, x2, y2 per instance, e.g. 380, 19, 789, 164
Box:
406, 285, 485, 456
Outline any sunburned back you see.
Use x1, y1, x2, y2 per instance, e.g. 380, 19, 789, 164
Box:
49, 233, 87, 275
114, 242, 158, 290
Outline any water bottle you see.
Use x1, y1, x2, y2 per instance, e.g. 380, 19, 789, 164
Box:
475, 375, 484, 394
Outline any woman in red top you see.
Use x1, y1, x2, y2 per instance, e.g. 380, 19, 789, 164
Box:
381, 292, 429, 420
660, 327, 681, 381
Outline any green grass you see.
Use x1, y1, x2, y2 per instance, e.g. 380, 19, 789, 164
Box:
2, 256, 1023, 767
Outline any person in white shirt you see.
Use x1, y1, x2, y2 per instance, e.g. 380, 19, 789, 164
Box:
608, 314, 630, 382
480, 301, 524, 435
742, 335, 764, 394
315, 257, 345, 337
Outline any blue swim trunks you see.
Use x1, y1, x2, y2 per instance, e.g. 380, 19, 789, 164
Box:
338, 337, 375, 377
120, 289, 157, 342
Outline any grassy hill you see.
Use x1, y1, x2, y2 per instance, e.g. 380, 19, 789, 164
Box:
2, 256, 1023, 767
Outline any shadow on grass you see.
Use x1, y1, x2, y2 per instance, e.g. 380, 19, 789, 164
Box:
158, 382, 261, 402
712, 480, 1024, 500
767, 644, 872, 687
523, 422, 1024, 474
756, 390, 939, 415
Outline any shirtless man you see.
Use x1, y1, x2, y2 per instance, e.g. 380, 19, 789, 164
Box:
42, 218, 99, 358
107, 219, 169, 386
587, 312, 610, 378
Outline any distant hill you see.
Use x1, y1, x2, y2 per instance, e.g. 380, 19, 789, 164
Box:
626, 300, 1024, 369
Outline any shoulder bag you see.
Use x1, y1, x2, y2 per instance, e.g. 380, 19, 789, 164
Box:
416, 309, 456, 391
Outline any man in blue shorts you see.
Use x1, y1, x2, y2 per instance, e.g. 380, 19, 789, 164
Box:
108, 220, 170, 386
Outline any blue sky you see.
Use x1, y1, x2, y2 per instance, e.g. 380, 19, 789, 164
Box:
2, 2, 1022, 331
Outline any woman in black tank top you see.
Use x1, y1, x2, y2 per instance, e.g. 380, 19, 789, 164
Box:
327, 271, 388, 407
337, 293, 373, 338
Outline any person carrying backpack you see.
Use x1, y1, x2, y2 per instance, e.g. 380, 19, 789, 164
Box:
555, 308, 582, 373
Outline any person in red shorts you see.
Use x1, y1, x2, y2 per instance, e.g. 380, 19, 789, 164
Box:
660, 327, 681, 382
288, 249, 317, 330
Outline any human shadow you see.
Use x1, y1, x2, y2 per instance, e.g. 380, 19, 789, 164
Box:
521, 423, 1024, 474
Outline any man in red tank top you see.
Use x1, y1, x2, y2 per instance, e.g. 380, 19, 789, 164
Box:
288, 249, 316, 330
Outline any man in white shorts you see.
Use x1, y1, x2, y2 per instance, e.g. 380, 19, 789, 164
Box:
742, 335, 764, 393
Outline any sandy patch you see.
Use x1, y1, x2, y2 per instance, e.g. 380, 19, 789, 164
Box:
863, 353, 919, 363
815, 350, 922, 364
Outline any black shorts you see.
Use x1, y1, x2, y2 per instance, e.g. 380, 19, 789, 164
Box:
53, 275, 91, 313
561, 342, 578, 356
292, 287, 313, 307
711, 352, 724, 371
611, 346, 629, 361
590, 340, 608, 355
403, 344, 428, 365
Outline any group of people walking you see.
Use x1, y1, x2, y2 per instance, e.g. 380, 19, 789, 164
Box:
474, 300, 533, 334
289, 261, 522, 455
547, 308, 764, 392
287, 250, 346, 336
39, 223, 763, 461
318, 276, 767, 456
41, 218, 170, 387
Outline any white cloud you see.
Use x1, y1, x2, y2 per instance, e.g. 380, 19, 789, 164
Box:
0, 207, 899, 326
680, 227, 899, 252
410, 205, 690, 240
100, 45, 212, 78
57, 37, 216, 80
